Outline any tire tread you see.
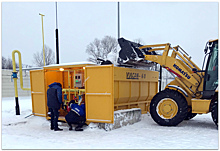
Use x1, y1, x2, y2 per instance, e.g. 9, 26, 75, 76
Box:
150, 89, 188, 126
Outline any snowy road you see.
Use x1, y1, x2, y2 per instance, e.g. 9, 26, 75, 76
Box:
1, 96, 218, 149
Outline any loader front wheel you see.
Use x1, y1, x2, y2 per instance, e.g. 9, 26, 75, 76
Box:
150, 89, 188, 126
184, 108, 197, 120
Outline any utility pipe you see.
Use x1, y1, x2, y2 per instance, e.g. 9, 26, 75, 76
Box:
12, 50, 31, 91
62, 89, 85, 94
11, 69, 19, 115
74, 70, 76, 88
62, 88, 85, 105
12, 50, 31, 115
68, 70, 71, 101
62, 89, 85, 99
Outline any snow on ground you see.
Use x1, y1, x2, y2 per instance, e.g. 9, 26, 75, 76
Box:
1, 96, 218, 149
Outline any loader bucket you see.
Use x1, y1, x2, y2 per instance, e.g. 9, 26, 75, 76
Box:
117, 38, 157, 66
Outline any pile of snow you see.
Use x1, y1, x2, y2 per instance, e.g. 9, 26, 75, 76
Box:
99, 108, 141, 131
2, 96, 218, 149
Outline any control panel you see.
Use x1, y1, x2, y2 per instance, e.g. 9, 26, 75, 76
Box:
75, 74, 83, 88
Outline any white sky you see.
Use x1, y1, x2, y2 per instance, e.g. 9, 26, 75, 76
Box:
1, 2, 218, 67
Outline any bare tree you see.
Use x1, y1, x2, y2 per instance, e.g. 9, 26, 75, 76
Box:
101, 36, 118, 58
86, 36, 118, 64
2, 56, 19, 69
2, 56, 7, 69
133, 38, 145, 45
6, 57, 13, 69
33, 45, 55, 67
86, 38, 102, 63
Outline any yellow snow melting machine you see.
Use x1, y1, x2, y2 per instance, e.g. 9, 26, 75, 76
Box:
30, 63, 158, 124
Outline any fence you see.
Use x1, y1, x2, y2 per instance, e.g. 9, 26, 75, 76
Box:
2, 69, 31, 97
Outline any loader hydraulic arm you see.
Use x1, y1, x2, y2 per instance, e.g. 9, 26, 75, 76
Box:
117, 38, 204, 97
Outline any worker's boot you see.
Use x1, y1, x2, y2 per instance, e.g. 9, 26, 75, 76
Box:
75, 126, 83, 131
50, 122, 54, 130
54, 127, 63, 131
50, 125, 54, 130
68, 122, 73, 130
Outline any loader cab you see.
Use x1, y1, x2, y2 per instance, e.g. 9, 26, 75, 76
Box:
202, 39, 218, 98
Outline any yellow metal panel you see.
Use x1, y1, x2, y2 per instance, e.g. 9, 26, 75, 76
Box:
192, 99, 211, 114
32, 94, 46, 116
45, 71, 63, 89
114, 66, 158, 82
86, 95, 113, 123
85, 65, 114, 123
129, 81, 139, 102
114, 81, 119, 104
118, 81, 130, 103
148, 82, 158, 100
139, 82, 149, 101
63, 71, 69, 88
113, 66, 158, 113
30, 70, 46, 116
86, 66, 113, 93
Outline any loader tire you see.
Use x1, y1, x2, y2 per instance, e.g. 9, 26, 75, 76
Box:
211, 101, 218, 127
150, 89, 188, 126
184, 108, 197, 120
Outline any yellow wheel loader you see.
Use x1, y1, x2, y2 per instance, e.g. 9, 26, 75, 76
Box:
118, 38, 218, 127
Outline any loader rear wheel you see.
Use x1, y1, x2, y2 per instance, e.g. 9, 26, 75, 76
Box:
150, 89, 188, 126
211, 101, 218, 127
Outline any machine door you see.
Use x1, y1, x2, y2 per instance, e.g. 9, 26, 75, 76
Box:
85, 65, 114, 123
204, 42, 218, 91
30, 70, 46, 116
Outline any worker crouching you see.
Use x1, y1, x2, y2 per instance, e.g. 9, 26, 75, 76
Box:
65, 97, 86, 131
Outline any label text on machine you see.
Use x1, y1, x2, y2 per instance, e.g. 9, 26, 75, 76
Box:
173, 64, 191, 79
126, 72, 146, 80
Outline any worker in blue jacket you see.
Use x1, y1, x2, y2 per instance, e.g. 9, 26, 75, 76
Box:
65, 96, 86, 131
47, 82, 63, 131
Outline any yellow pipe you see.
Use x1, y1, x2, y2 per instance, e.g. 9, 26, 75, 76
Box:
13, 78, 18, 97
74, 70, 76, 88
62, 88, 85, 93
12, 51, 18, 98
12, 50, 31, 91
68, 70, 71, 101
63, 89, 67, 94
39, 13, 45, 66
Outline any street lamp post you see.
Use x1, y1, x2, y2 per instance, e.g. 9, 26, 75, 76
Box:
39, 13, 46, 66
55, 2, 60, 64
118, 2, 120, 39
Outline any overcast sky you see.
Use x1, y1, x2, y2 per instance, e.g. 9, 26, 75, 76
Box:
2, 2, 218, 67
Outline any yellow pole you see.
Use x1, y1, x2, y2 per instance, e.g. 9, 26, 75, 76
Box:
39, 13, 45, 66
